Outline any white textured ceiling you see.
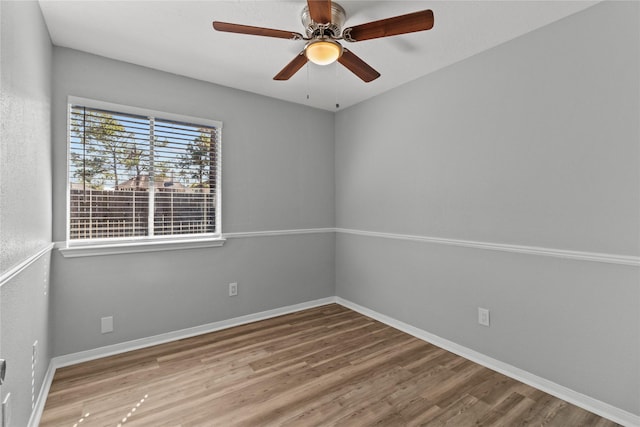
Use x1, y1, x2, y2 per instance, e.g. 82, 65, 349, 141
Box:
38, 1, 599, 111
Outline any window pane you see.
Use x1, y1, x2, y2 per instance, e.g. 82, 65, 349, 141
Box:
153, 119, 217, 235
68, 105, 219, 241
69, 106, 150, 239
154, 192, 214, 235
69, 190, 149, 239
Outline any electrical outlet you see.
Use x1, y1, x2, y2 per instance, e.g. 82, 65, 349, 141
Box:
229, 282, 238, 297
101, 316, 114, 334
478, 308, 490, 327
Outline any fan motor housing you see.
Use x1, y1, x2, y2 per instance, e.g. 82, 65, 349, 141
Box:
301, 2, 346, 38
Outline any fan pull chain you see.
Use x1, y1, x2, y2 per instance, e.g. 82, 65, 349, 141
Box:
335, 62, 340, 109
306, 63, 310, 101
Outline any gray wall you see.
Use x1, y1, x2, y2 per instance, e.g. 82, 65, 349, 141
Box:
0, 1, 53, 426
1, 253, 51, 427
0, 0, 52, 272
51, 233, 333, 355
335, 1, 639, 416
50, 48, 335, 356
5, 0, 636, 422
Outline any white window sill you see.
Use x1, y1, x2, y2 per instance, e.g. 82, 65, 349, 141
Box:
58, 237, 226, 258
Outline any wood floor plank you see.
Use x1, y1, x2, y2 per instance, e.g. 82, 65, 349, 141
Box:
40, 304, 620, 427
475, 391, 528, 426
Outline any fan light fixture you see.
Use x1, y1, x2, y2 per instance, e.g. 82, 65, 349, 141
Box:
212, 1, 435, 82
305, 39, 343, 65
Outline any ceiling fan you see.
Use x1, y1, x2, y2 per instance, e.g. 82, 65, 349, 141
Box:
212, 0, 434, 83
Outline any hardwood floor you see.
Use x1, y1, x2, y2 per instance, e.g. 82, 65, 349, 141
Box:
40, 304, 618, 426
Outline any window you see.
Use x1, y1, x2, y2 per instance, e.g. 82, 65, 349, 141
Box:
66, 98, 222, 252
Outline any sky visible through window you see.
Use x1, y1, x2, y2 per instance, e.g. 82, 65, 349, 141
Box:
69, 106, 217, 192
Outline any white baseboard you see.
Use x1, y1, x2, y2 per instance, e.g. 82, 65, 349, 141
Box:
28, 296, 336, 426
335, 297, 640, 427
53, 296, 336, 368
28, 360, 56, 427
29, 295, 639, 427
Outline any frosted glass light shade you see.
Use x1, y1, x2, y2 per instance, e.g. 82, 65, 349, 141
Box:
305, 40, 343, 65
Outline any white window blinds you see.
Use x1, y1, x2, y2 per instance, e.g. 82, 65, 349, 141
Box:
68, 104, 220, 241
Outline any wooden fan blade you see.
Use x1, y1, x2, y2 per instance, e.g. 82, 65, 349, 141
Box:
213, 21, 303, 40
274, 52, 308, 80
342, 9, 434, 42
338, 49, 380, 83
307, 0, 332, 24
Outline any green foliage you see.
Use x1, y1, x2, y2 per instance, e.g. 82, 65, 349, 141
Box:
178, 129, 215, 188
70, 150, 107, 189
71, 111, 137, 188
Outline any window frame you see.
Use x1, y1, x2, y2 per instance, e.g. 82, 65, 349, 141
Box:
62, 96, 224, 257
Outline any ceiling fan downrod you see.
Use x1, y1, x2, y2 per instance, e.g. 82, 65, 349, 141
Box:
301, 2, 346, 39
